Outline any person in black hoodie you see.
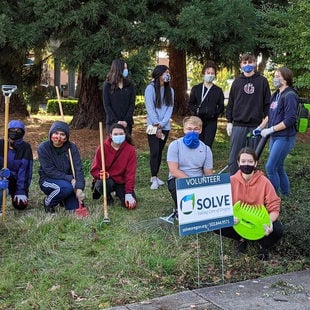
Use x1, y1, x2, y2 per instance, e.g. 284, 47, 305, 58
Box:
226, 53, 271, 175
103, 59, 136, 135
37, 121, 85, 213
0, 120, 33, 211
188, 61, 224, 148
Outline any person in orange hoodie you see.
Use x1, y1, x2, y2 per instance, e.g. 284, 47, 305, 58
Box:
215, 147, 283, 260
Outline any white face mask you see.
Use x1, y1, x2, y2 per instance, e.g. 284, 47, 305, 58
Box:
203, 74, 215, 83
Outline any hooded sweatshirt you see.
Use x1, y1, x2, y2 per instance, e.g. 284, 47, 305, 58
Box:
231, 170, 280, 214
37, 121, 85, 190
226, 72, 271, 127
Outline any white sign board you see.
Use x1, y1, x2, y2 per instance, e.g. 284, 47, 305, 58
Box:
176, 173, 234, 236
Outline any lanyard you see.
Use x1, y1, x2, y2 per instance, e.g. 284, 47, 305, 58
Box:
201, 84, 212, 103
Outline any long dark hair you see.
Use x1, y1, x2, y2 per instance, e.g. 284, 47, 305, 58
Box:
151, 65, 173, 108
106, 59, 129, 92
109, 123, 134, 145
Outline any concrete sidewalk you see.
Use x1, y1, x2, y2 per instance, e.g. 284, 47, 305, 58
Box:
107, 270, 310, 309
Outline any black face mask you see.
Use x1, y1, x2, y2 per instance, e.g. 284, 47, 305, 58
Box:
8, 130, 24, 141
239, 165, 255, 174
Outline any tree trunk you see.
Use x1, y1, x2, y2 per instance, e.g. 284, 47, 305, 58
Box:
0, 94, 29, 116
168, 46, 189, 116
70, 71, 104, 129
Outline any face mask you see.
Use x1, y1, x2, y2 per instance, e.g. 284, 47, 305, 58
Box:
8, 130, 24, 141
183, 131, 200, 149
273, 77, 282, 88
112, 135, 126, 145
239, 165, 255, 174
163, 74, 171, 83
242, 65, 255, 73
122, 69, 128, 78
203, 74, 215, 83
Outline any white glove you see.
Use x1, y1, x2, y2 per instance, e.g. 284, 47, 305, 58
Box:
226, 123, 233, 136
75, 189, 85, 203
14, 194, 28, 204
125, 193, 136, 209
263, 222, 273, 236
261, 127, 274, 137
252, 126, 262, 136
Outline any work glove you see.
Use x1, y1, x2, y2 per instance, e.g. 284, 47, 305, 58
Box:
14, 194, 28, 204
263, 221, 273, 236
125, 193, 136, 209
261, 127, 274, 138
252, 126, 262, 136
226, 123, 233, 136
99, 170, 110, 180
0, 168, 10, 178
75, 189, 85, 203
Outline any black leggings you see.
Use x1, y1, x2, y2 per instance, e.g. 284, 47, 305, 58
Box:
214, 220, 283, 249
147, 130, 169, 177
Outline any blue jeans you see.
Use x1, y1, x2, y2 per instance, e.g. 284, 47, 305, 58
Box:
265, 135, 296, 196
40, 179, 78, 211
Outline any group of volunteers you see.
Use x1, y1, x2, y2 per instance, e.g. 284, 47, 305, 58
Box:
0, 53, 299, 260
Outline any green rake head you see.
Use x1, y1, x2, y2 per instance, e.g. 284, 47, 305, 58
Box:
233, 201, 270, 240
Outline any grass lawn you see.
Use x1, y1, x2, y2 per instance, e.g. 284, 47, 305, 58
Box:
0, 115, 309, 309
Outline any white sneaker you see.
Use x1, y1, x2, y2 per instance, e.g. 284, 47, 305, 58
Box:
157, 178, 165, 186
150, 179, 159, 190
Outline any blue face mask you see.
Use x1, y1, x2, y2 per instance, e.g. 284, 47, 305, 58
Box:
183, 131, 200, 149
242, 64, 255, 73
112, 135, 126, 145
122, 69, 128, 78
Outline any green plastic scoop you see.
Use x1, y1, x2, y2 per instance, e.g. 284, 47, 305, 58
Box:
233, 201, 271, 240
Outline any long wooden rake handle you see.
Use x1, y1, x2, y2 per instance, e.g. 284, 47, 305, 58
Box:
99, 122, 109, 221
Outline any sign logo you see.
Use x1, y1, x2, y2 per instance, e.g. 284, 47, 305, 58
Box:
180, 194, 195, 215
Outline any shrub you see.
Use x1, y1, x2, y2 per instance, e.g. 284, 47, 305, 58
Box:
134, 95, 146, 116
47, 99, 78, 115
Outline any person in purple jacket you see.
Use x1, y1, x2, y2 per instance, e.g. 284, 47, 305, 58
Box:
38, 121, 85, 213
0, 120, 33, 211
254, 67, 298, 196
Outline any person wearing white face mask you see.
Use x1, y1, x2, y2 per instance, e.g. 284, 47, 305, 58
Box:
90, 123, 137, 209
253, 67, 298, 196
103, 59, 136, 135
226, 53, 271, 175
188, 61, 225, 148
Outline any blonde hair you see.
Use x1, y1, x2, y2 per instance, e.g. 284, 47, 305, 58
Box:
183, 116, 202, 128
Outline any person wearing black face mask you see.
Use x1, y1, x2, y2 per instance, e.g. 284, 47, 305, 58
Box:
0, 120, 33, 212
214, 147, 283, 260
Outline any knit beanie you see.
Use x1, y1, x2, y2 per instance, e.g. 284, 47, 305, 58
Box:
152, 65, 169, 79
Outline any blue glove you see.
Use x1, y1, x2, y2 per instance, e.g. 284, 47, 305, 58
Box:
252, 126, 262, 136
0, 179, 8, 189
0, 168, 10, 178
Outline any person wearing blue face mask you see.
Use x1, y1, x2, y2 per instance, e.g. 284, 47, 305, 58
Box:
226, 53, 271, 175
90, 123, 137, 209
103, 59, 136, 135
166, 116, 213, 218
188, 61, 225, 148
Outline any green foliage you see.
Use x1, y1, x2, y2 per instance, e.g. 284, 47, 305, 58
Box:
134, 95, 146, 116
47, 99, 78, 115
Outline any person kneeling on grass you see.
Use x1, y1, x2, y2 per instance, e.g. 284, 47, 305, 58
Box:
90, 123, 137, 209
214, 147, 283, 261
37, 121, 85, 214
0, 120, 33, 211
167, 116, 213, 219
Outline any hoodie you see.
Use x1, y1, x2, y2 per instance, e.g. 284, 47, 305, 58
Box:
226, 72, 271, 126
231, 170, 280, 214
37, 121, 85, 190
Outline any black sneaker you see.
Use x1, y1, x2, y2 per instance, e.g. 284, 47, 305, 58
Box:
44, 198, 55, 214
257, 248, 269, 261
